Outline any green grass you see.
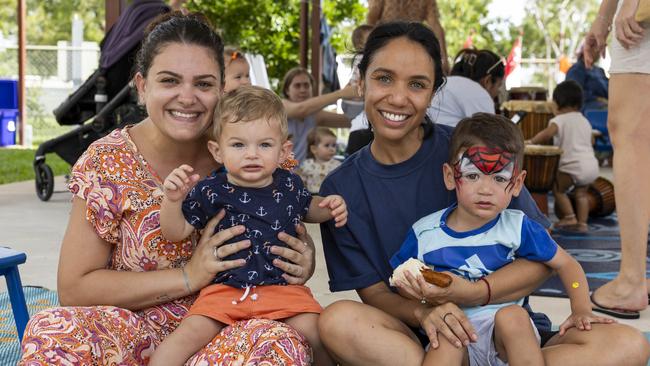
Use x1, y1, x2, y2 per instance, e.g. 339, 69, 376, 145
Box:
0, 116, 75, 184
0, 148, 70, 184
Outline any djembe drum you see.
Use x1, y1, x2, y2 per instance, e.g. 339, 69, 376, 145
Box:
557, 176, 616, 219
523, 144, 563, 215
502, 100, 555, 143
508, 86, 548, 101
588, 177, 616, 217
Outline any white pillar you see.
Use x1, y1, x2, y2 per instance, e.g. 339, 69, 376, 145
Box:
71, 14, 83, 87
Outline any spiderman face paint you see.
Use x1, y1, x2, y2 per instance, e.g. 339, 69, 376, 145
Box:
453, 146, 518, 192
445, 146, 524, 229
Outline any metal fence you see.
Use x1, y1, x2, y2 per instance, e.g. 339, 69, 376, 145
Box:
0, 44, 100, 133
0, 44, 100, 82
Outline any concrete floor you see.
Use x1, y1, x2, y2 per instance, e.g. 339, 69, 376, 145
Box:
1, 173, 649, 332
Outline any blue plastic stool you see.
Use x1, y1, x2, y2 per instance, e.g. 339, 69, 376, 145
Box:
0, 247, 28, 341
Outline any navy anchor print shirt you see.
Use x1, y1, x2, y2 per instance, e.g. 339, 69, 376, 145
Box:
182, 169, 312, 288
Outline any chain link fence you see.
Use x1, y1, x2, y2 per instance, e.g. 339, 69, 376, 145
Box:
0, 44, 100, 145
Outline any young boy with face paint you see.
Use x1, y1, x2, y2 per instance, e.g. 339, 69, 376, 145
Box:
390, 113, 614, 366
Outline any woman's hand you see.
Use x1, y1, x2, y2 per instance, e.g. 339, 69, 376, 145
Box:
339, 83, 360, 100
184, 210, 250, 292
615, 0, 645, 49
584, 10, 612, 68
414, 302, 477, 349
272, 224, 316, 284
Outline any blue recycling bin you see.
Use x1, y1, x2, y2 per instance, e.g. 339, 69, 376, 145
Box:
0, 79, 19, 146
0, 110, 18, 146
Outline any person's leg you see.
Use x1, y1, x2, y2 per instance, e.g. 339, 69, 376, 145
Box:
188, 318, 312, 365
19, 305, 161, 365
573, 186, 590, 230
149, 315, 223, 366
592, 73, 650, 311
422, 336, 467, 366
554, 172, 577, 226
542, 323, 650, 366
493, 305, 544, 366
318, 300, 425, 366
284, 313, 334, 366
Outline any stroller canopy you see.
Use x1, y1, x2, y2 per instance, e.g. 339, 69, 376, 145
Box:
100, 0, 171, 70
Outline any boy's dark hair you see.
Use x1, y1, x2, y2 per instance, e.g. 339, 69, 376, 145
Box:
352, 24, 374, 51
553, 80, 583, 110
449, 113, 524, 168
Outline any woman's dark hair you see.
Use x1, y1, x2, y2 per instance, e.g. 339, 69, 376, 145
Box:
357, 21, 445, 93
553, 80, 583, 110
280, 67, 314, 98
450, 49, 505, 84
449, 113, 524, 167
135, 11, 225, 85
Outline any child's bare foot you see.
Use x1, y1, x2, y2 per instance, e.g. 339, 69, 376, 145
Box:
564, 223, 589, 233
554, 214, 577, 229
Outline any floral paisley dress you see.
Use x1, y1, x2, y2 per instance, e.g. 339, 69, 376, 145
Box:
19, 128, 310, 365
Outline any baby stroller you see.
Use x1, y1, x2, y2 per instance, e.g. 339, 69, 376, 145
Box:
33, 0, 170, 201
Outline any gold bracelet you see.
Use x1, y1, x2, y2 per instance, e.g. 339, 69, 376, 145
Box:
181, 265, 193, 294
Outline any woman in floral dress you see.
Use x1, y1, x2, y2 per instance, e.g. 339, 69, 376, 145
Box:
19, 12, 316, 365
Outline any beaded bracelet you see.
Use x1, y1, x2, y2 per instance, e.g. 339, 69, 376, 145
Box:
181, 265, 193, 294
479, 277, 491, 306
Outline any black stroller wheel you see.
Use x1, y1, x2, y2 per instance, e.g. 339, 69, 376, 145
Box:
35, 164, 54, 201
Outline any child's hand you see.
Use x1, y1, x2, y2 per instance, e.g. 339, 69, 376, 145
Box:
163, 164, 201, 202
558, 310, 616, 336
319, 195, 348, 227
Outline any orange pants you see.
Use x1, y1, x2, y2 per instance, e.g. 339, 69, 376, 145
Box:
188, 284, 322, 325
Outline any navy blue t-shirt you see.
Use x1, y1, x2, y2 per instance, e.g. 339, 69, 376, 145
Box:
319, 123, 552, 329
183, 169, 312, 288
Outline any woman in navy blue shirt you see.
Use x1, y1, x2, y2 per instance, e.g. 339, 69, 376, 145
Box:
317, 21, 649, 365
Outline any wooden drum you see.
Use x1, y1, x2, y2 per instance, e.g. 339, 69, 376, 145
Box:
556, 176, 616, 219
587, 177, 616, 217
508, 86, 548, 101
502, 100, 555, 142
523, 145, 562, 193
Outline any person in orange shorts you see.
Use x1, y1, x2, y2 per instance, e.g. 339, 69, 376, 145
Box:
150, 86, 347, 366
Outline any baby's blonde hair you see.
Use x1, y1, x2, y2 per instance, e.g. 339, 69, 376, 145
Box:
211, 85, 288, 140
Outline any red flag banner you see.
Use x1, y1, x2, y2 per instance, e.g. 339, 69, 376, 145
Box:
462, 29, 475, 49
505, 36, 522, 79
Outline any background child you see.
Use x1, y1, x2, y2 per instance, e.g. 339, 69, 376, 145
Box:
223, 46, 251, 92
527, 80, 599, 233
391, 113, 612, 366
152, 86, 346, 366
342, 24, 373, 121
297, 127, 341, 194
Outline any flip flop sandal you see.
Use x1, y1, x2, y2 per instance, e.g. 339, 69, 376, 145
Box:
591, 293, 641, 320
